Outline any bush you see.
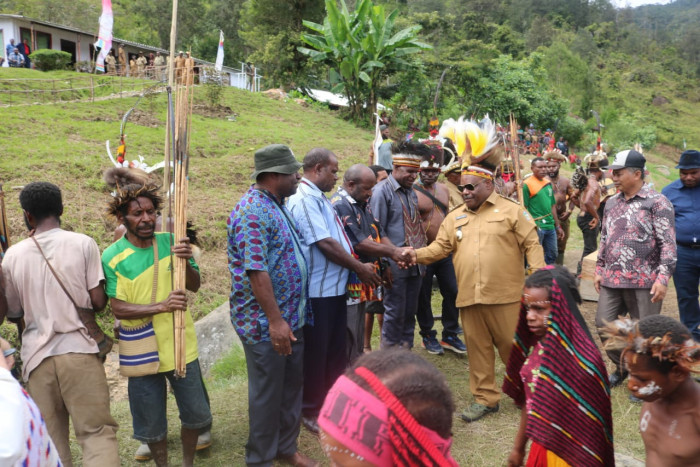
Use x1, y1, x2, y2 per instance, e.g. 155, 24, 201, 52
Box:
29, 49, 72, 71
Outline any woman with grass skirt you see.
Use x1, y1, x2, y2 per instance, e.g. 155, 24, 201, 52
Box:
504, 266, 614, 467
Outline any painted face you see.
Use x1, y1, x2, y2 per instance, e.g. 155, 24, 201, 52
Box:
393, 165, 419, 189
679, 168, 700, 188
121, 197, 157, 241
623, 352, 670, 402
523, 287, 551, 338
419, 167, 441, 186
320, 430, 375, 467
546, 160, 560, 178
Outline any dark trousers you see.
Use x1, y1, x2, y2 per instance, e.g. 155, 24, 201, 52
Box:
577, 213, 600, 275
674, 245, 700, 341
537, 228, 558, 265
416, 255, 461, 338
595, 286, 662, 367
381, 274, 422, 348
302, 295, 347, 418
242, 329, 304, 466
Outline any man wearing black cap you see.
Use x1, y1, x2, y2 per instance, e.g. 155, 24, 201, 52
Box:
594, 149, 677, 388
228, 144, 319, 466
662, 149, 700, 341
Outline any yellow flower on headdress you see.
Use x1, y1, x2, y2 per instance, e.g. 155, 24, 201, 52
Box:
439, 117, 469, 158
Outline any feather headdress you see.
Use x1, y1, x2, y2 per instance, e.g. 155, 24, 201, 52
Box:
439, 115, 501, 171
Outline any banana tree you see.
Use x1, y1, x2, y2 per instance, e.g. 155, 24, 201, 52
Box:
299, 0, 431, 121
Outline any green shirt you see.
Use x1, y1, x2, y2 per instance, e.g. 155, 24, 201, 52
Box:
523, 180, 556, 230
102, 233, 199, 372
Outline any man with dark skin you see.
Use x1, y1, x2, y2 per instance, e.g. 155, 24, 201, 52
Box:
414, 147, 465, 355
104, 189, 209, 467
574, 157, 607, 276
544, 153, 573, 265
523, 158, 564, 265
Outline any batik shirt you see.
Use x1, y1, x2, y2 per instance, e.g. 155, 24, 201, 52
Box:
227, 186, 310, 345
596, 184, 676, 288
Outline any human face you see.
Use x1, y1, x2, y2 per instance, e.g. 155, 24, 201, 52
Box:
531, 161, 548, 180
419, 168, 440, 187
679, 168, 700, 188
375, 170, 388, 182
316, 156, 340, 193
611, 168, 641, 195
277, 171, 302, 198
588, 166, 604, 181
546, 160, 560, 178
445, 171, 460, 185
624, 352, 674, 402
523, 287, 551, 338
393, 165, 419, 189
347, 173, 376, 204
460, 174, 492, 211
121, 197, 157, 241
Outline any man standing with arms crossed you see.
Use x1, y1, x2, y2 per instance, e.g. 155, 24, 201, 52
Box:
228, 144, 318, 466
594, 149, 676, 387
288, 148, 380, 434
2, 182, 119, 467
662, 149, 700, 342
413, 143, 466, 355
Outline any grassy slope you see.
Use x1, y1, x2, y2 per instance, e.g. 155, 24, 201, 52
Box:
0, 69, 686, 465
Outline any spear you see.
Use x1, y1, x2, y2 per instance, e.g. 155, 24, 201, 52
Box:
510, 114, 524, 204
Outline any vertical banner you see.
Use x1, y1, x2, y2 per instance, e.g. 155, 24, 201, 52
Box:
94, 0, 114, 72
215, 30, 224, 72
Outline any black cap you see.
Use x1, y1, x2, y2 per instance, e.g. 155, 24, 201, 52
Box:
609, 149, 646, 170
675, 150, 700, 170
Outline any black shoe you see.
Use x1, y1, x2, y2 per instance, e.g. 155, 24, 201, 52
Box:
609, 369, 629, 388
301, 416, 319, 435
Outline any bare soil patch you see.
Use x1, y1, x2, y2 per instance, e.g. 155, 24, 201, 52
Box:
193, 104, 235, 119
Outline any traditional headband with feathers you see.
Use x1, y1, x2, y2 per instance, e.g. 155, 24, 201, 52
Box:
439, 115, 501, 175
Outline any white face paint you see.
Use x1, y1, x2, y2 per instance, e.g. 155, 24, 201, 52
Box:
640, 410, 651, 433
637, 381, 662, 396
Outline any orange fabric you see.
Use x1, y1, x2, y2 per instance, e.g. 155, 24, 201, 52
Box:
526, 441, 571, 467
524, 177, 550, 198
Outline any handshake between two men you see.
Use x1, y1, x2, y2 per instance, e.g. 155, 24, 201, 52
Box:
351, 246, 419, 290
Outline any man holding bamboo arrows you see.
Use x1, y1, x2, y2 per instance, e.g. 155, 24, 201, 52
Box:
102, 180, 211, 467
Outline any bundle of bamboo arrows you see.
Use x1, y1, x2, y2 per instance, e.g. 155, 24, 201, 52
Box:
165, 60, 194, 378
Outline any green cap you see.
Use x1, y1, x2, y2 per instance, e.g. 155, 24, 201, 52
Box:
251, 144, 302, 179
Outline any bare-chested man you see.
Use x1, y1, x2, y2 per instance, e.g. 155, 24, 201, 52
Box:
413, 143, 466, 355
544, 151, 573, 265
573, 155, 609, 276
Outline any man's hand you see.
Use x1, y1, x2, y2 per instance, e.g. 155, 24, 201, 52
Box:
559, 210, 572, 222
650, 282, 667, 303
556, 225, 565, 241
593, 274, 602, 293
172, 237, 193, 259
507, 448, 525, 467
588, 217, 599, 229
269, 317, 296, 356
398, 247, 417, 266
356, 262, 381, 287
381, 266, 393, 290
163, 289, 188, 312
389, 247, 410, 268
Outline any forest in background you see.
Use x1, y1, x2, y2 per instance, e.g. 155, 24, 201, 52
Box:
1, 0, 699, 151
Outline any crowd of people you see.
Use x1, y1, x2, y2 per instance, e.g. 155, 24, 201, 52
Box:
0, 115, 699, 467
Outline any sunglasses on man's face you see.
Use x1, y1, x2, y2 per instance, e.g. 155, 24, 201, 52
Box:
457, 180, 486, 192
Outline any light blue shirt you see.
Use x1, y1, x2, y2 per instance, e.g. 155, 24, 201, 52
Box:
288, 178, 352, 298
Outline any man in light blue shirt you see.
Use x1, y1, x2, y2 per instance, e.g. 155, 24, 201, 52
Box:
287, 148, 380, 434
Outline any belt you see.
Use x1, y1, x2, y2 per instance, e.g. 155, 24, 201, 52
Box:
677, 241, 700, 249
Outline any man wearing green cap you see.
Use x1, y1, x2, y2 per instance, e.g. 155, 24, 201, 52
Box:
228, 144, 318, 466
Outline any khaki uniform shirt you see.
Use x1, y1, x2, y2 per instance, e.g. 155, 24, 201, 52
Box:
445, 179, 464, 210
416, 191, 545, 307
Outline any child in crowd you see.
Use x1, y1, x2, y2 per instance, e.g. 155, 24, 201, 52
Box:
604, 315, 700, 466
318, 348, 458, 466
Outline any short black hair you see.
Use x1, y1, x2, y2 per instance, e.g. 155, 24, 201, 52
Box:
303, 147, 335, 171
19, 182, 63, 221
525, 265, 581, 304
531, 157, 546, 167
369, 165, 387, 177
347, 348, 454, 438
636, 315, 692, 374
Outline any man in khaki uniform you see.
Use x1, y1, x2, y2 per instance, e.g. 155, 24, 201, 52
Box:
117, 44, 127, 76
405, 164, 544, 422
174, 51, 185, 84
136, 52, 147, 78
442, 160, 463, 210
154, 51, 165, 81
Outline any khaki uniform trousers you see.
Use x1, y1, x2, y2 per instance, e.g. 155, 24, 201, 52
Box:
26, 353, 120, 467
460, 302, 520, 407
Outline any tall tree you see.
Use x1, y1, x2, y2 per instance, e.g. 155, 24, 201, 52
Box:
299, 0, 431, 121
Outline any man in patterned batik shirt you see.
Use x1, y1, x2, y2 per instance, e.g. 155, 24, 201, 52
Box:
594, 149, 676, 388
227, 144, 318, 467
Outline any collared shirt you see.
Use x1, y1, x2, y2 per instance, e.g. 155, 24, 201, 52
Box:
7, 52, 23, 67
377, 140, 393, 171
415, 192, 545, 307
329, 186, 385, 263
596, 184, 676, 288
444, 179, 464, 211
288, 178, 353, 298
662, 179, 700, 245
369, 175, 422, 277
523, 177, 556, 230
227, 186, 310, 345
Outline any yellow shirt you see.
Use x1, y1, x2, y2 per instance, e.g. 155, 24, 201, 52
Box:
416, 191, 545, 307
444, 179, 464, 210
